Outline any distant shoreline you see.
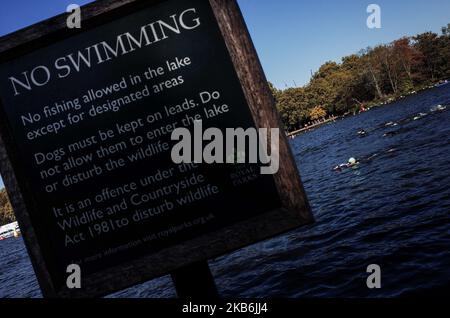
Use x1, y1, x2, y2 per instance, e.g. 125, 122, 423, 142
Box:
287, 82, 449, 137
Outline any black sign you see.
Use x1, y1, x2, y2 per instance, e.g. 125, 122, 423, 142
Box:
0, 0, 312, 297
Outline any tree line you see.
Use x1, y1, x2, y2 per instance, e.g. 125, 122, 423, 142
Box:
272, 24, 450, 132
0, 189, 14, 226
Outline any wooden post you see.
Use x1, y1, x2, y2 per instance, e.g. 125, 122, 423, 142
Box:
171, 261, 219, 299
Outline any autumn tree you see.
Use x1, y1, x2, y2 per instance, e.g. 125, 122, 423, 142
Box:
309, 106, 327, 121
272, 22, 450, 132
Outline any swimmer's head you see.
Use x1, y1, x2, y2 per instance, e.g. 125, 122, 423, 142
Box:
348, 157, 357, 165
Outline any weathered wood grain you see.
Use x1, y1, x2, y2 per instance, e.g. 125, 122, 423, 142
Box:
209, 0, 312, 221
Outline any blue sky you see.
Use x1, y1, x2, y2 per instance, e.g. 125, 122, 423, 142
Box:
0, 0, 450, 88
0, 1, 449, 187
1, 0, 450, 88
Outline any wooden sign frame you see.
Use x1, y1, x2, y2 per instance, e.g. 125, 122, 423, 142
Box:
0, 0, 313, 298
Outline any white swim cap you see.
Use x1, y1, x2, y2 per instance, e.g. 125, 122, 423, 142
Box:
348, 157, 357, 165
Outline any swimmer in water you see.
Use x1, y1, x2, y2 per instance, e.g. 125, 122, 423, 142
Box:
431, 104, 447, 112
413, 112, 428, 120
385, 121, 398, 127
347, 157, 359, 167
357, 129, 367, 137
333, 157, 359, 171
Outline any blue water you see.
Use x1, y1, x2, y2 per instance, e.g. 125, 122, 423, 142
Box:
1, 85, 449, 298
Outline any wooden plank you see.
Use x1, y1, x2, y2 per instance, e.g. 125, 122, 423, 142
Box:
209, 0, 311, 219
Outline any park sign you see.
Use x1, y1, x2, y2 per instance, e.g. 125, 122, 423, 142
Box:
0, 0, 312, 297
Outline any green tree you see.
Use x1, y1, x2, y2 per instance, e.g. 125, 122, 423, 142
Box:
0, 189, 15, 226
413, 32, 441, 82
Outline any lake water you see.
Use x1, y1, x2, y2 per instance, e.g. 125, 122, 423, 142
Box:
1, 85, 449, 298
